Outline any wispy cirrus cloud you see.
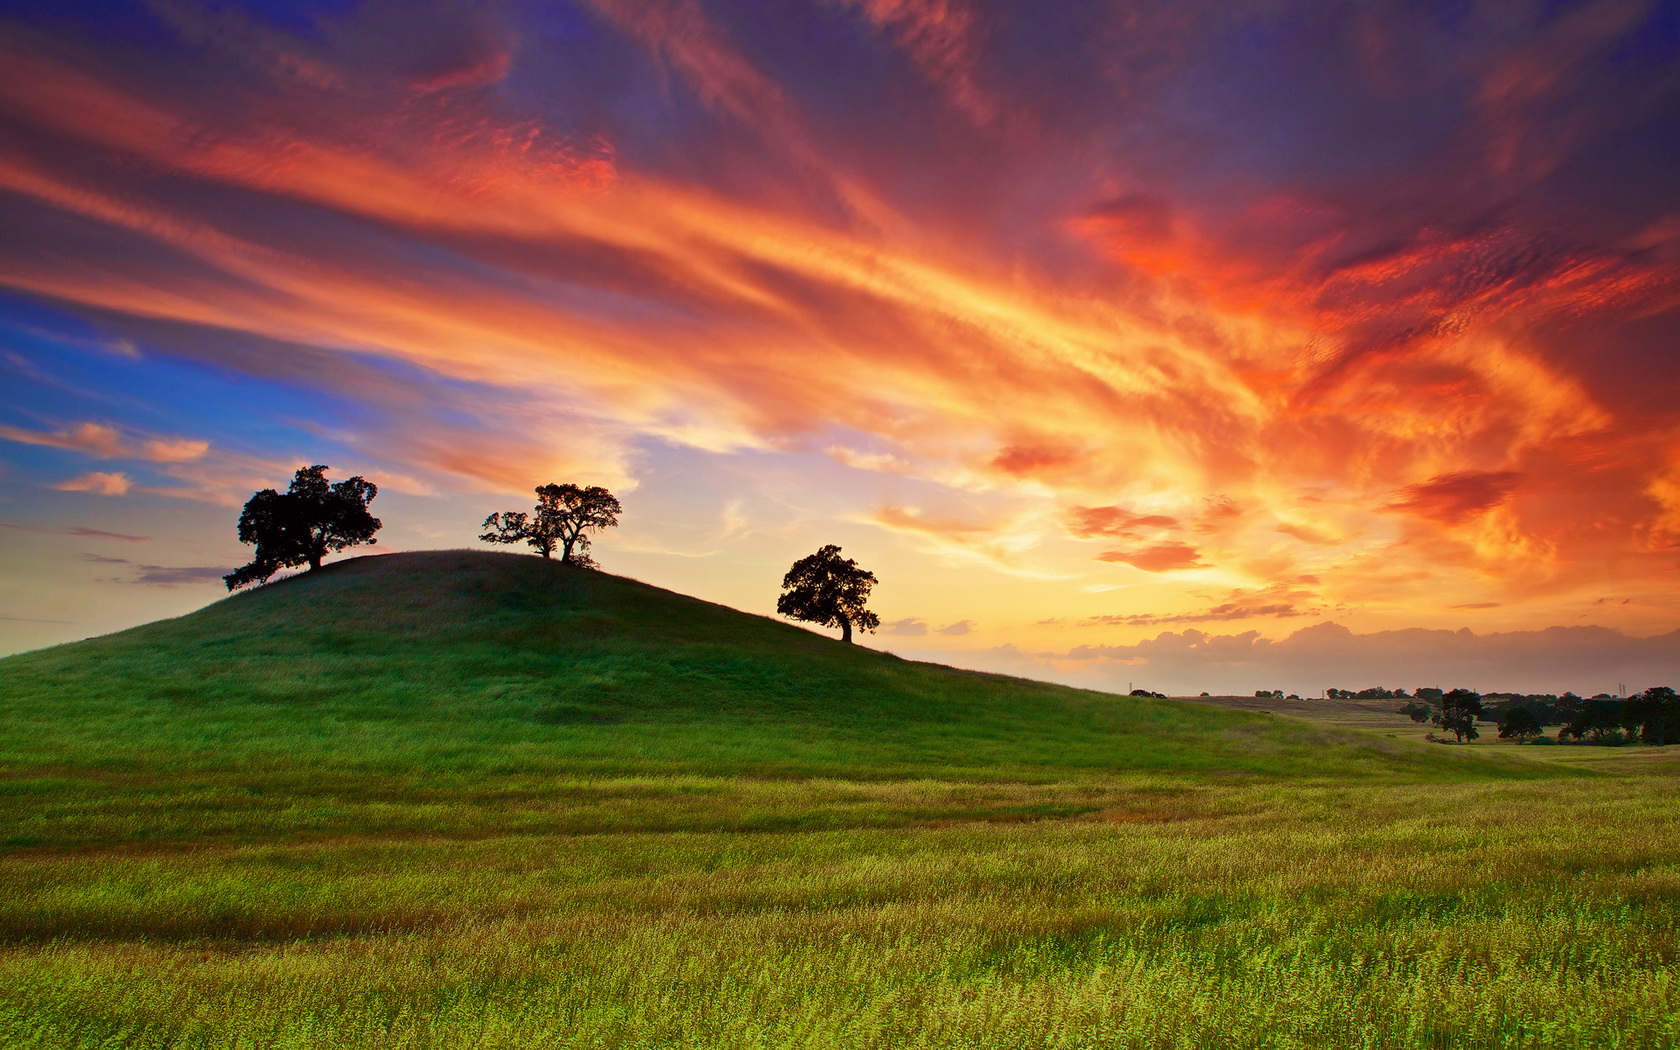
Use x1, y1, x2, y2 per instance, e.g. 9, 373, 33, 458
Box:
130, 565, 228, 586
0, 420, 209, 463
1, 522, 148, 542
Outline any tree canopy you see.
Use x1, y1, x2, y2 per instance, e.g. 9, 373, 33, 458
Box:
224, 465, 380, 590
1621, 686, 1679, 745
776, 544, 879, 644
1497, 707, 1543, 742
481, 483, 621, 566
1432, 688, 1484, 743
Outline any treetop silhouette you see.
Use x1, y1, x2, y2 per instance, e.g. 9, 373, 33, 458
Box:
777, 544, 879, 644
1432, 687, 1484, 742
224, 465, 380, 590
481, 483, 621, 566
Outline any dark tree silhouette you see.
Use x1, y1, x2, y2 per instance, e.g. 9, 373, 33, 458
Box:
1397, 701, 1433, 723
1432, 688, 1484, 742
777, 544, 880, 644
1497, 707, 1543, 742
1622, 686, 1679, 745
481, 483, 621, 566
1561, 697, 1626, 743
224, 465, 380, 590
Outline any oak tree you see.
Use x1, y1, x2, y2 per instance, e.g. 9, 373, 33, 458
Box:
1622, 686, 1679, 745
224, 465, 380, 590
481, 483, 621, 566
1497, 706, 1543, 742
777, 544, 879, 644
1432, 687, 1484, 742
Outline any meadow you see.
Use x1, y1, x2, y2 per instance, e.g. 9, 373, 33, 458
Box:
1, 551, 1674, 1048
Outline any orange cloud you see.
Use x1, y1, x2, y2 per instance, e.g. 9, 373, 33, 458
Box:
1066, 505, 1180, 539
0, 422, 125, 457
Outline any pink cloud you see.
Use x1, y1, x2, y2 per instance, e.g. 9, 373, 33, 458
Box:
51, 472, 132, 496
0, 422, 125, 457
0, 421, 209, 463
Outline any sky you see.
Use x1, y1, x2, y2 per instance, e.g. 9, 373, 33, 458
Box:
1, 0, 1678, 697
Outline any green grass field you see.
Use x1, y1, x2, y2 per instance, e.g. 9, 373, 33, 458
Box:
1, 551, 1674, 1048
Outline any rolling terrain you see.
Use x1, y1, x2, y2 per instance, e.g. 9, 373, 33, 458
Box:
1, 551, 1674, 1048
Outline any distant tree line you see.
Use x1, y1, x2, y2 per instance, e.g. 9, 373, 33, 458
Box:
1327, 686, 1412, 700
1376, 685, 1680, 746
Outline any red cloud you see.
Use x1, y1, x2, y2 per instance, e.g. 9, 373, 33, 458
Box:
1388, 471, 1523, 524
991, 444, 1082, 478
1097, 542, 1204, 572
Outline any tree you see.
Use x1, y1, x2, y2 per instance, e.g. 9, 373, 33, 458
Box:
481, 484, 621, 566
776, 544, 879, 644
1497, 707, 1543, 743
1432, 688, 1483, 742
1561, 698, 1625, 744
1397, 701, 1433, 724
224, 465, 380, 590
1622, 686, 1679, 745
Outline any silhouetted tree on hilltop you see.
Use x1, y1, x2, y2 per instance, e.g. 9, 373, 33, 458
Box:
777, 545, 879, 644
224, 465, 380, 590
481, 484, 621, 567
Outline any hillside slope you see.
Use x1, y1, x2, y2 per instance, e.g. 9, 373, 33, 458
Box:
0, 550, 1533, 786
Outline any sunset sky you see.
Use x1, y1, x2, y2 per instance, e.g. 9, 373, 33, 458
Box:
2, 0, 1677, 695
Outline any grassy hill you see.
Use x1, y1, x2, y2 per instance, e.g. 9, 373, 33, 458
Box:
10, 550, 1672, 1049
1, 549, 1517, 789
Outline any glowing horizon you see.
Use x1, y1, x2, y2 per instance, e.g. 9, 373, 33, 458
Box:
1, 0, 1677, 695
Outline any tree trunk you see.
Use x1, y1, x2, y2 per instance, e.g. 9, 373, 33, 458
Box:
839, 615, 852, 644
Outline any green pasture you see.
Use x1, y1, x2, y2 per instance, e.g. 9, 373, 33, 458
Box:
0, 551, 1674, 1048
